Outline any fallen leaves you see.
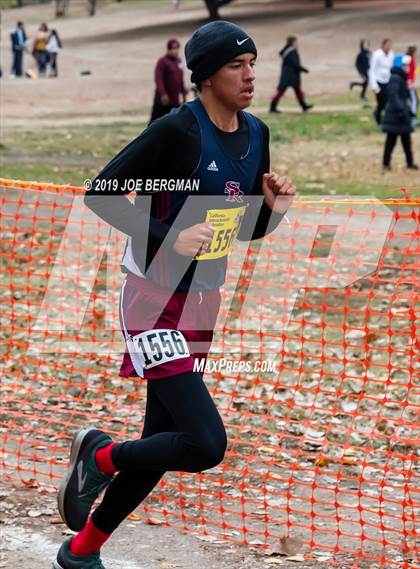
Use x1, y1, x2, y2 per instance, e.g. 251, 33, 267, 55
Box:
315, 455, 330, 468
342, 447, 359, 465
22, 478, 40, 489
1, 198, 416, 569
285, 554, 306, 562
27, 508, 54, 517
266, 537, 306, 564
267, 536, 304, 557
127, 513, 141, 521
194, 534, 220, 543
146, 517, 166, 526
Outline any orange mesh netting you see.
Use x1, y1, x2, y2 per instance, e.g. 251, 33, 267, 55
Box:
0, 179, 418, 568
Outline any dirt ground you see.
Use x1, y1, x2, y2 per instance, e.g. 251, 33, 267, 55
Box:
1, 486, 365, 569
1, 0, 419, 123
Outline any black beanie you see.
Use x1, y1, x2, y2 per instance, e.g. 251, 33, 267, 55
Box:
185, 20, 257, 84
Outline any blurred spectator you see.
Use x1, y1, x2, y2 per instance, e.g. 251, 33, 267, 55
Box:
382, 55, 417, 171
406, 45, 417, 119
10, 21, 27, 78
32, 23, 49, 77
172, 0, 180, 7
149, 38, 187, 124
47, 29, 62, 77
350, 39, 370, 101
369, 38, 394, 124
269, 35, 313, 113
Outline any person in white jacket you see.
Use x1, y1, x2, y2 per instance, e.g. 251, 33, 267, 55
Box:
369, 38, 394, 124
47, 29, 62, 77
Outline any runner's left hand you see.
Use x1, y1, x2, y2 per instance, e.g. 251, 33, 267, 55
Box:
262, 173, 296, 215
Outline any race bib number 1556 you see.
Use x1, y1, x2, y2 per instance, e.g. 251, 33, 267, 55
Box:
131, 329, 190, 369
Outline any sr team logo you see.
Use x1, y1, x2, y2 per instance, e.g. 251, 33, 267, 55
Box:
225, 181, 244, 203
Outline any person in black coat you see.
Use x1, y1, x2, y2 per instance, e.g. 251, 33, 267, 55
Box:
270, 35, 313, 113
350, 39, 370, 100
382, 55, 417, 170
10, 21, 27, 77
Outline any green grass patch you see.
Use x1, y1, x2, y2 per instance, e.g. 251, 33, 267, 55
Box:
310, 92, 373, 106
294, 177, 399, 199
0, 122, 146, 186
1, 107, 415, 196
262, 109, 376, 142
1, 122, 144, 159
0, 163, 95, 186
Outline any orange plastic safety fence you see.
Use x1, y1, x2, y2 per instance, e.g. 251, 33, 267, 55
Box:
0, 179, 419, 568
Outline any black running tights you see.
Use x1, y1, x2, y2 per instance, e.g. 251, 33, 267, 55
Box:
91, 371, 227, 534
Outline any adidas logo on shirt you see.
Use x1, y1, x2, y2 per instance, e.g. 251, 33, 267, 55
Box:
207, 161, 219, 172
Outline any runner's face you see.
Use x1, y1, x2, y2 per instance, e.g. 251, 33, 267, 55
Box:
208, 53, 256, 110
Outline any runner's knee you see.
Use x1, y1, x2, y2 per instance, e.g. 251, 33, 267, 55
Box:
184, 430, 227, 472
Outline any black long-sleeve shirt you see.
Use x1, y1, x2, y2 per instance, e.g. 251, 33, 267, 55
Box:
84, 103, 283, 291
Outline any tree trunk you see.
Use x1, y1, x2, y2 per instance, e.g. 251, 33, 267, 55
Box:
203, 0, 236, 19
204, 0, 220, 19
55, 0, 68, 17
87, 0, 96, 16
325, 0, 333, 7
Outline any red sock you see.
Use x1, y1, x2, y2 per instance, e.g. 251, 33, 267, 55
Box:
69, 516, 110, 556
95, 443, 117, 475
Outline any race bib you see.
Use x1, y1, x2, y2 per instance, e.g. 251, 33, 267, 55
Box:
196, 205, 248, 261
130, 329, 190, 370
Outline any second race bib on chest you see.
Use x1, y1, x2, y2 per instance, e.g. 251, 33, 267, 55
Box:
196, 205, 248, 261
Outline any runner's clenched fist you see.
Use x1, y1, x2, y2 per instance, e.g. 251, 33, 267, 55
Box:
262, 172, 296, 215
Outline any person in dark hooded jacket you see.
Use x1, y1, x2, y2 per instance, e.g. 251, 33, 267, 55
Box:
350, 39, 370, 100
269, 36, 313, 113
382, 55, 418, 170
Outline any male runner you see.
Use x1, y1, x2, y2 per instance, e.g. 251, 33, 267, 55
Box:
53, 20, 295, 569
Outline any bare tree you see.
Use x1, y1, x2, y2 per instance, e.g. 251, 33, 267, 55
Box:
55, 0, 69, 17
87, 0, 96, 16
203, 0, 236, 19
204, 0, 335, 19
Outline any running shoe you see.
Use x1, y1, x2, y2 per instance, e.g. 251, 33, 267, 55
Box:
58, 428, 114, 531
52, 538, 107, 569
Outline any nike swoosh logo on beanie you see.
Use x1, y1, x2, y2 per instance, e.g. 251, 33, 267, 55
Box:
185, 20, 257, 84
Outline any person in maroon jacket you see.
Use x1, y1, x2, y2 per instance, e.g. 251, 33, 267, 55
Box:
149, 38, 188, 123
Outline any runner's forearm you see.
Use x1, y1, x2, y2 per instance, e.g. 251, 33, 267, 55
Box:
84, 194, 180, 246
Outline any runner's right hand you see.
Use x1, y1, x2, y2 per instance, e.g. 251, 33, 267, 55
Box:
173, 223, 214, 257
